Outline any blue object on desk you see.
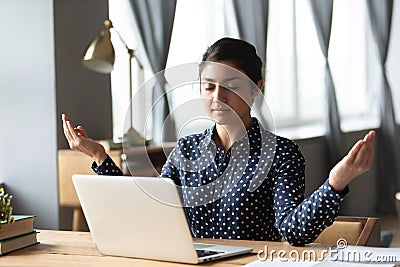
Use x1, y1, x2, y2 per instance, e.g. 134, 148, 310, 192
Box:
381, 229, 396, 247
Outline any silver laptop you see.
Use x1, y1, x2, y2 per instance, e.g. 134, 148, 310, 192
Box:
72, 174, 252, 264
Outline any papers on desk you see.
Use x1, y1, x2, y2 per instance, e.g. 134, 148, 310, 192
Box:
244, 246, 400, 267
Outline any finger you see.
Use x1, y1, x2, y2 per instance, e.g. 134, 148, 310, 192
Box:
76, 126, 89, 138
353, 140, 374, 168
364, 131, 376, 147
62, 116, 74, 142
66, 121, 80, 140
358, 131, 375, 161
75, 127, 84, 136
363, 149, 374, 169
347, 140, 364, 163
63, 117, 80, 142
350, 131, 375, 164
62, 113, 73, 133
63, 117, 74, 137
363, 130, 374, 142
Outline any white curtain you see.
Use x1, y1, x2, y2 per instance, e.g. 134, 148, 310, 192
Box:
128, 0, 177, 143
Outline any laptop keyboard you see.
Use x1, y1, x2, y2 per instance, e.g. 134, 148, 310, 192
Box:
196, 249, 224, 258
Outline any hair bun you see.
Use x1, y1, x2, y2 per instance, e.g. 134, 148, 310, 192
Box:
202, 37, 263, 84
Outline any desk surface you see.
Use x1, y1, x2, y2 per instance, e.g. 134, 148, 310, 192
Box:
2, 230, 334, 266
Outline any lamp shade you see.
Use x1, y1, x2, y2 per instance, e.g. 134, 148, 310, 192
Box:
82, 21, 115, 74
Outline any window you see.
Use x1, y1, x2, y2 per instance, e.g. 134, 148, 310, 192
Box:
267, 0, 381, 137
109, 0, 237, 140
109, 0, 400, 141
109, 0, 152, 141
266, 0, 326, 138
165, 0, 238, 137
329, 0, 379, 132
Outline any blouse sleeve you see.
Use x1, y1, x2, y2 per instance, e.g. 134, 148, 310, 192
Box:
159, 142, 183, 186
272, 140, 348, 246
91, 154, 123, 176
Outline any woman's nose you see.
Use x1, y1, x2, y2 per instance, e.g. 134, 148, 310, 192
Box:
213, 84, 227, 102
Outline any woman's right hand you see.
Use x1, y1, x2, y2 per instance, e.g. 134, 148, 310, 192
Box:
328, 130, 375, 192
62, 114, 107, 165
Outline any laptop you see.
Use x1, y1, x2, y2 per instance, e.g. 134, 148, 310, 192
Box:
72, 174, 253, 264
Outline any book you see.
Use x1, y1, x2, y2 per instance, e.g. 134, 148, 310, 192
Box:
0, 215, 35, 241
0, 231, 38, 255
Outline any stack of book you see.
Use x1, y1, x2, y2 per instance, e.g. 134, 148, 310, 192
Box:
0, 215, 38, 255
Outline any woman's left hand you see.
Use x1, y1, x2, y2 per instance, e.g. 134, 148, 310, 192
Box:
328, 130, 375, 192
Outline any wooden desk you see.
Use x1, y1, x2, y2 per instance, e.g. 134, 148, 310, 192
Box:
1, 230, 334, 266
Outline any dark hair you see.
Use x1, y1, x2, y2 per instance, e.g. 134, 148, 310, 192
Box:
201, 37, 263, 85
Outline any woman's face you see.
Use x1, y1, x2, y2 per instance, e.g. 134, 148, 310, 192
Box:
200, 61, 259, 126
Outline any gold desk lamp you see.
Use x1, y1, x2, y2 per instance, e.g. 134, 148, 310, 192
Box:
82, 19, 146, 146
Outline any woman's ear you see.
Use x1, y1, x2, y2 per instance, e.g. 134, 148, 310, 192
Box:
251, 80, 263, 98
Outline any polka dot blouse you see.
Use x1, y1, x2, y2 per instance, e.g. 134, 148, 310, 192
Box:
92, 118, 348, 245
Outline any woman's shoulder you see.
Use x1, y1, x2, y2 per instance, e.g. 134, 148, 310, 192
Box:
257, 129, 303, 163
258, 131, 305, 171
275, 134, 300, 149
175, 129, 210, 149
258, 125, 300, 150
274, 136, 304, 164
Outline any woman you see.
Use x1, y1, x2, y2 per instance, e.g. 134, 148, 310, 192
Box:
62, 37, 375, 245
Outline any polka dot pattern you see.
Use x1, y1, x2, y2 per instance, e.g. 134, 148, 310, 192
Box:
92, 156, 123, 176
93, 118, 348, 245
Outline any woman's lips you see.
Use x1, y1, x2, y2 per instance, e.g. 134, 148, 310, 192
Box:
211, 108, 230, 114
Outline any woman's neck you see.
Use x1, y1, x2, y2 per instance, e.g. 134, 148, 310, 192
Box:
213, 116, 253, 152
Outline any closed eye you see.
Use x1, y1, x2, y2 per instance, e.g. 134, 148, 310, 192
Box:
200, 80, 241, 92
201, 82, 216, 91
225, 85, 238, 90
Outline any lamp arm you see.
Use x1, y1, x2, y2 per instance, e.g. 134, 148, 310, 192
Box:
127, 49, 144, 70
112, 27, 143, 69
127, 45, 143, 130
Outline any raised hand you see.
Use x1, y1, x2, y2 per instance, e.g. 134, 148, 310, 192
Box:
328, 130, 375, 192
62, 114, 107, 165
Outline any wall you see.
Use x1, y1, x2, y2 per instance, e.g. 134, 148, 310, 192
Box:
0, 0, 112, 230
54, 0, 112, 230
0, 0, 58, 229
54, 0, 112, 149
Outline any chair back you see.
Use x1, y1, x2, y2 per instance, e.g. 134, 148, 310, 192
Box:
313, 216, 380, 246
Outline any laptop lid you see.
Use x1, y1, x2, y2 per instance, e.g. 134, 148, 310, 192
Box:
72, 174, 252, 264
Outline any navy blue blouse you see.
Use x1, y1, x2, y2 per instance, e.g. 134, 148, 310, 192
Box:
92, 118, 348, 245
